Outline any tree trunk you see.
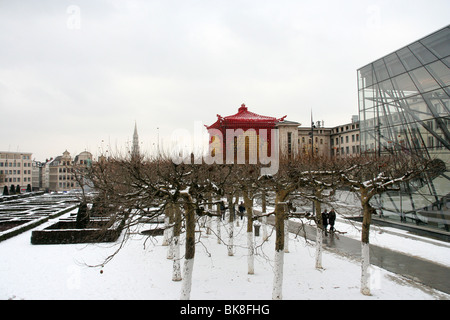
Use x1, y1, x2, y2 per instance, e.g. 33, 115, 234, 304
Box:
216, 202, 221, 244
162, 205, 172, 246
262, 191, 268, 241
180, 201, 195, 300
243, 190, 254, 274
167, 203, 175, 259
314, 198, 323, 269
172, 205, 182, 281
206, 193, 212, 235
360, 191, 372, 296
227, 194, 234, 256
284, 214, 289, 253
272, 194, 285, 300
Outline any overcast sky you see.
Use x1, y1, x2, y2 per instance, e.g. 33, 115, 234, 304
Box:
0, 0, 449, 161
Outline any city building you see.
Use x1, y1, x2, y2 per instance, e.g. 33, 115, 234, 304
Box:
297, 121, 331, 158
0, 151, 33, 193
206, 104, 361, 161
32, 160, 47, 191
357, 25, 450, 231
206, 104, 288, 163
48, 150, 93, 192
330, 118, 360, 157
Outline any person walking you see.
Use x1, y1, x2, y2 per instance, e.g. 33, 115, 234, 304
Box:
238, 202, 245, 220
328, 209, 336, 232
322, 209, 329, 235
220, 201, 227, 220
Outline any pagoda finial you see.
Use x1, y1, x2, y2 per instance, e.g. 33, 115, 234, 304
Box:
239, 103, 247, 112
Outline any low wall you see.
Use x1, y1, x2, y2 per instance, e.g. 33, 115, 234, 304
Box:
31, 219, 122, 244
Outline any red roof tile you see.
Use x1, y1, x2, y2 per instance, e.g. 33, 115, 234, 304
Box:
206, 104, 286, 129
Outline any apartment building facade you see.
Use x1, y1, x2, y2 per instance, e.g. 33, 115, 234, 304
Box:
288, 118, 360, 159
0, 151, 33, 192
330, 120, 360, 157
47, 150, 93, 192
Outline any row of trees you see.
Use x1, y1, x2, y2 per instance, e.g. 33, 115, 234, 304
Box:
2, 184, 32, 195
79, 151, 435, 299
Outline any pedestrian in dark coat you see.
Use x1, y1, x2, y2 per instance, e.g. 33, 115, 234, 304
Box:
238, 202, 245, 220
328, 209, 336, 232
322, 209, 329, 234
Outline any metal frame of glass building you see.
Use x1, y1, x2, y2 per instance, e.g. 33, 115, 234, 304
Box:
357, 25, 450, 232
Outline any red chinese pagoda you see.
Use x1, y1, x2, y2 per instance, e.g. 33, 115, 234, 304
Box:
206, 104, 286, 163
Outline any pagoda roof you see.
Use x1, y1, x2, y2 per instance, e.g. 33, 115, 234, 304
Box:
206, 104, 286, 129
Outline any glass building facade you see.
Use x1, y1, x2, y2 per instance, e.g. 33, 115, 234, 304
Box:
358, 25, 450, 232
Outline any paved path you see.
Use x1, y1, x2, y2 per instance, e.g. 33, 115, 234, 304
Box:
266, 216, 450, 295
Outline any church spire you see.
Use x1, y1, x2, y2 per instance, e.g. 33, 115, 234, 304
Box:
132, 121, 140, 158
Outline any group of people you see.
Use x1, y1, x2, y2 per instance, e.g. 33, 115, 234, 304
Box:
321, 208, 336, 235
220, 201, 337, 235
219, 201, 246, 220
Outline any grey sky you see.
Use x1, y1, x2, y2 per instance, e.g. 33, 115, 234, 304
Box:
1, 0, 449, 161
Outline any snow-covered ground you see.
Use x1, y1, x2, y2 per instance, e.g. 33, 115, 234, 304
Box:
1, 208, 449, 300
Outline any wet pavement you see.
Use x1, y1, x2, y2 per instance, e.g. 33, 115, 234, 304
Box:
266, 216, 450, 295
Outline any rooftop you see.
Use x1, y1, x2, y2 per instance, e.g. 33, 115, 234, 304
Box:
207, 104, 286, 129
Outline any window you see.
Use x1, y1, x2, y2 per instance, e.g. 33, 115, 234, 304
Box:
287, 132, 292, 155
383, 53, 406, 77
421, 28, 450, 59
373, 58, 390, 82
427, 136, 434, 148
409, 42, 437, 65
397, 47, 421, 71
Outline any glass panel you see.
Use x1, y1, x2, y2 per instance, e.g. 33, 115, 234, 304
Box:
362, 86, 376, 109
384, 53, 406, 77
420, 27, 450, 59
390, 73, 420, 97
397, 47, 421, 71
409, 67, 440, 92
358, 64, 374, 88
404, 96, 434, 121
422, 89, 450, 116
379, 79, 396, 106
409, 41, 438, 65
443, 56, 450, 69
425, 60, 450, 88
373, 58, 390, 82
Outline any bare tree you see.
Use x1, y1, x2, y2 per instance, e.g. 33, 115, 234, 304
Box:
338, 153, 429, 295
258, 156, 302, 300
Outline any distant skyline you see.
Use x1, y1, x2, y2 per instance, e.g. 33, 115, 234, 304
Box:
1, 0, 449, 161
